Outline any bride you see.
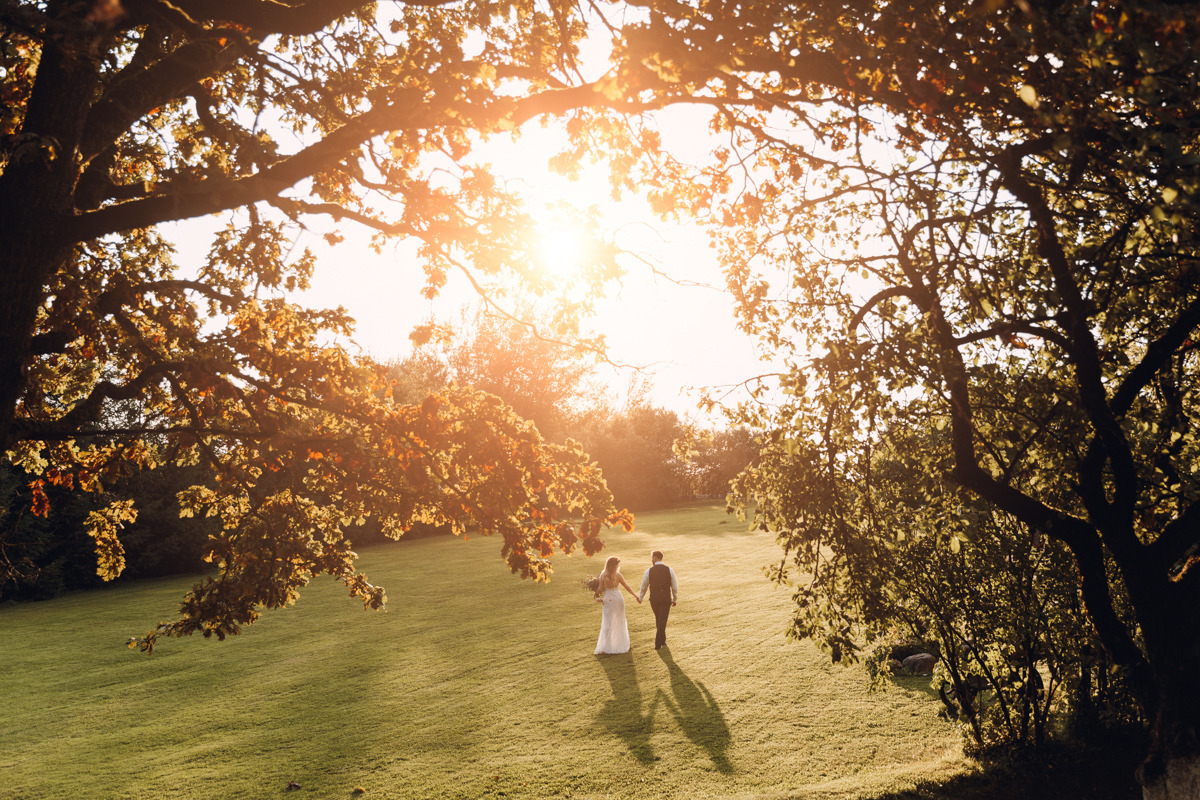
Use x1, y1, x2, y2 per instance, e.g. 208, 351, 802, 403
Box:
593, 556, 641, 654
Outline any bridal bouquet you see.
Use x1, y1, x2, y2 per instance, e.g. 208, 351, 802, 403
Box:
583, 575, 600, 593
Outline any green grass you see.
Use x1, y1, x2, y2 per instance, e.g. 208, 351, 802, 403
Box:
0, 503, 1139, 799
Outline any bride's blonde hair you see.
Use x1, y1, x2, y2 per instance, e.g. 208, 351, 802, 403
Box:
598, 556, 621, 590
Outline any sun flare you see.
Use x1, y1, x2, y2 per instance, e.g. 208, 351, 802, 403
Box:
534, 225, 590, 280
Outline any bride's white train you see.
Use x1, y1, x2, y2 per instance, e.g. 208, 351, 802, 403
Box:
592, 556, 640, 654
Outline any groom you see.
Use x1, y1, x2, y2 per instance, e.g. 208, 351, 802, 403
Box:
638, 550, 678, 650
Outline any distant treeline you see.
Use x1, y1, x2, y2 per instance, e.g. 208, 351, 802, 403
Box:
1, 413, 753, 603
0, 461, 218, 601
4, 309, 757, 602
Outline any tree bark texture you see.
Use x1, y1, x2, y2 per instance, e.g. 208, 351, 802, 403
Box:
1141, 754, 1200, 800
0, 31, 101, 449
1136, 590, 1200, 798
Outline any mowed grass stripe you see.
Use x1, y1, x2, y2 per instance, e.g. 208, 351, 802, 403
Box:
0, 503, 967, 800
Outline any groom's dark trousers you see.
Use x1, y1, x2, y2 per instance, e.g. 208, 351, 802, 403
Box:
648, 562, 673, 649
650, 597, 671, 649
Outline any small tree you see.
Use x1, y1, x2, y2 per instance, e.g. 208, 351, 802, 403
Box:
441, 305, 605, 444
577, 401, 690, 510
735, 419, 1139, 751
680, 426, 756, 498
384, 351, 449, 408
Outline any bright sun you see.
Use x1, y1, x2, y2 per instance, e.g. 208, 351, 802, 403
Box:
534, 224, 590, 281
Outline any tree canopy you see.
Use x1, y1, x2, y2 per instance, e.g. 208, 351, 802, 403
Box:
0, 0, 635, 651
5, 0, 1199, 793
438, 304, 604, 443
596, 0, 1200, 793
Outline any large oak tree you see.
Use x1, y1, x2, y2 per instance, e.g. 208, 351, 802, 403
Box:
0, 0, 634, 650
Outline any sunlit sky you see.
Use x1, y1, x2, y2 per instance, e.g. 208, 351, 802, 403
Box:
277, 111, 775, 420
168, 54, 776, 422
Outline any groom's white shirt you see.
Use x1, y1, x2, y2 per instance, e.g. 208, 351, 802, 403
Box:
638, 562, 678, 603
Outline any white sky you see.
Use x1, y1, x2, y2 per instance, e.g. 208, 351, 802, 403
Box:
165, 162, 773, 421
166, 27, 779, 422
275, 114, 777, 420
298, 207, 770, 419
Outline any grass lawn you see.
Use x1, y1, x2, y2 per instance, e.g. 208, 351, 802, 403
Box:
0, 503, 1141, 799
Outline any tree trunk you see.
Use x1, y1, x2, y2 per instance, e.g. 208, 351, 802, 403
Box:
1134, 581, 1200, 800
1140, 669, 1200, 800
0, 230, 66, 449
0, 27, 100, 449
0, 148, 75, 449
1141, 754, 1200, 800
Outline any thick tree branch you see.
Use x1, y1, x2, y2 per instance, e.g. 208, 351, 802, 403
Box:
849, 286, 918, 332
26, 360, 184, 432
995, 151, 1141, 546
165, 0, 456, 37
18, 424, 273, 442
29, 330, 74, 356
269, 197, 414, 237
0, 2, 90, 40
68, 81, 644, 243
80, 37, 245, 165
1110, 293, 1200, 417
953, 458, 1151, 675
0, 3, 43, 37
144, 279, 244, 309
1150, 499, 1200, 578
68, 90, 411, 241
953, 320, 1069, 350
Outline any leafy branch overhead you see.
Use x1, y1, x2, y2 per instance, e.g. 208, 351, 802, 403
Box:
0, 0, 635, 649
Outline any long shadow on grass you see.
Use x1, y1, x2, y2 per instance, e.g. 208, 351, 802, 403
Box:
659, 648, 732, 773
596, 651, 658, 763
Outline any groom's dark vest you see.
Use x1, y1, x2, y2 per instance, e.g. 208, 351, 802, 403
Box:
648, 562, 672, 601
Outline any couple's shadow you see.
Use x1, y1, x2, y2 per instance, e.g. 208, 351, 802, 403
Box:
595, 649, 732, 772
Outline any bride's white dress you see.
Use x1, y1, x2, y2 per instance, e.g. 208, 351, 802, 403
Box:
594, 587, 631, 654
